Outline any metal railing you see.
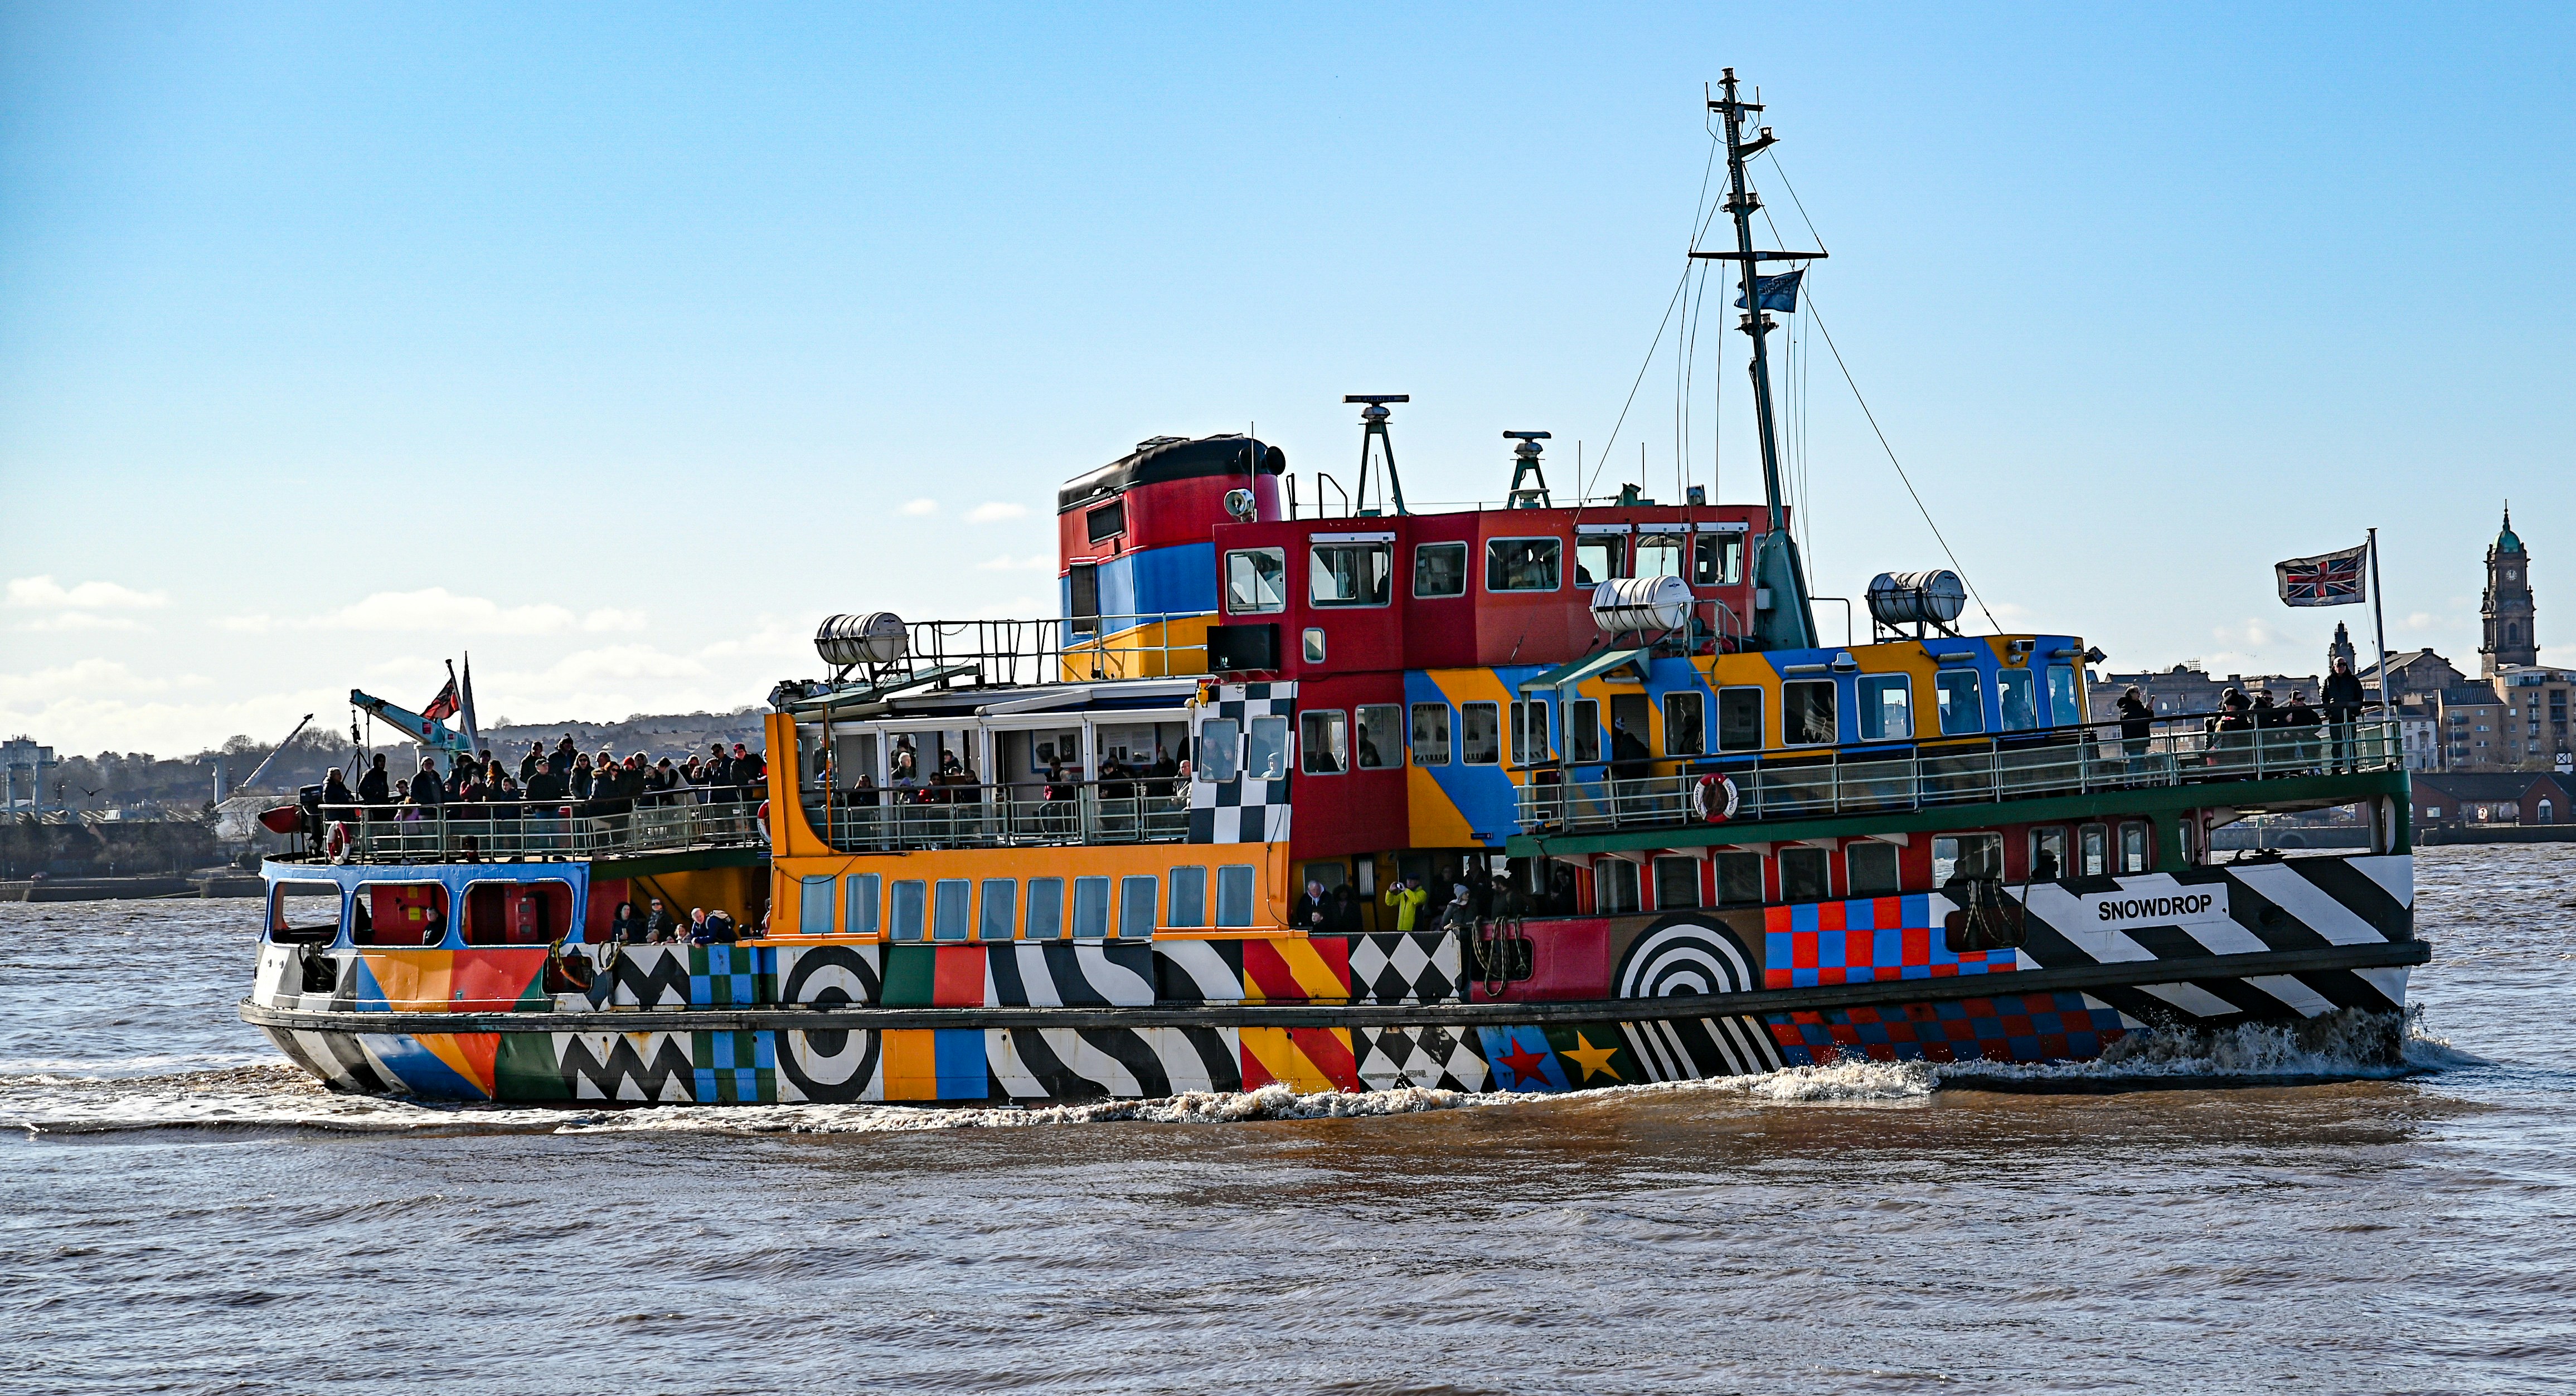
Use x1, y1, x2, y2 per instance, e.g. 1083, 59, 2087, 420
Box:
1517, 714, 2403, 836
288, 798, 766, 864
805, 613, 1216, 693
802, 777, 1190, 852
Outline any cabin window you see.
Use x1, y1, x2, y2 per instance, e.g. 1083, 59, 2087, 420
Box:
1225, 548, 1287, 614
1071, 876, 1111, 940
1932, 833, 2003, 884
844, 874, 880, 937
1196, 718, 1241, 781
2030, 826, 2068, 881
979, 879, 1018, 940
1303, 628, 1326, 664
1998, 668, 2039, 732
1778, 847, 1831, 902
932, 879, 972, 942
1461, 702, 1502, 765
2047, 664, 2079, 727
1857, 674, 1913, 741
1653, 856, 1702, 910
2078, 824, 2108, 878
1935, 670, 1985, 736
1662, 692, 1706, 756
1694, 531, 1745, 586
1715, 851, 1764, 906
1595, 859, 1641, 915
1846, 842, 1901, 897
2119, 823, 2150, 874
799, 876, 836, 934
269, 881, 343, 946
1119, 875, 1160, 937
1568, 699, 1602, 763
1783, 680, 1837, 746
1300, 711, 1348, 774
1487, 537, 1563, 592
1634, 532, 1685, 581
1575, 536, 1624, 587
1085, 498, 1126, 544
1216, 865, 1257, 927
357, 883, 449, 947
1167, 867, 1208, 928
1068, 565, 1100, 629
1026, 878, 1065, 940
1310, 542, 1392, 607
463, 879, 566, 946
1718, 687, 1763, 752
1245, 715, 1290, 780
1411, 703, 1452, 765
890, 880, 928, 942
1511, 699, 1551, 765
1414, 542, 1468, 598
1356, 705, 1403, 769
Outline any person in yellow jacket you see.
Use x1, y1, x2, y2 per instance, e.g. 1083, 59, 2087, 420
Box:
1383, 875, 1428, 932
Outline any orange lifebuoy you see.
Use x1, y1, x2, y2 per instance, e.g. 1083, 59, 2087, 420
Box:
1691, 774, 1738, 824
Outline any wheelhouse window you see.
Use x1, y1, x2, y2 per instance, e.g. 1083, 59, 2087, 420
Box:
1718, 687, 1763, 752
1085, 499, 1126, 545
1461, 702, 1502, 765
1693, 530, 1745, 586
1857, 674, 1912, 741
1634, 528, 1686, 580
1998, 669, 2039, 732
1663, 691, 1706, 756
2048, 664, 2079, 727
1575, 534, 1624, 587
1486, 537, 1563, 592
1934, 670, 1985, 736
1309, 541, 1392, 607
1411, 703, 1452, 765
1196, 718, 1241, 781
1510, 699, 1551, 765
1225, 548, 1287, 614
1653, 856, 1701, 909
1414, 542, 1468, 597
1846, 841, 1901, 897
1299, 710, 1348, 774
1783, 680, 1837, 746
1245, 715, 1289, 779
1594, 859, 1640, 915
1568, 699, 1602, 763
1778, 847, 1831, 902
1355, 704, 1402, 769
2078, 824, 2108, 878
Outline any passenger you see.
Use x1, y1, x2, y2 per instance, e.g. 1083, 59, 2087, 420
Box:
732, 743, 765, 798
698, 909, 738, 945
686, 907, 715, 943
420, 906, 449, 947
1610, 721, 1652, 782
356, 753, 391, 817
2030, 847, 2060, 882
569, 753, 594, 802
1327, 884, 1361, 933
549, 736, 577, 780
491, 776, 523, 848
2284, 689, 2323, 772
1382, 875, 1429, 933
521, 741, 544, 785
643, 898, 678, 943
321, 767, 355, 819
1438, 884, 1477, 933
2117, 685, 2153, 763
1293, 879, 1330, 930
706, 743, 736, 805
890, 739, 920, 786
1150, 746, 1178, 797
410, 758, 445, 810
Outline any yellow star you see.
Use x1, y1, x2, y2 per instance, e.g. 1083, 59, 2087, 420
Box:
1561, 1032, 1621, 1083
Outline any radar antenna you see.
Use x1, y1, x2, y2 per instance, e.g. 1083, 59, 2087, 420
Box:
1504, 431, 1553, 509
1343, 395, 1410, 516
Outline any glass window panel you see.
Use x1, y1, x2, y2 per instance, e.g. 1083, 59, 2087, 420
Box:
1575, 537, 1623, 587
1778, 847, 1831, 902
1594, 859, 1639, 915
1410, 704, 1452, 765
1119, 875, 1159, 937
890, 880, 926, 942
932, 879, 971, 942
1216, 865, 1257, 927
979, 879, 1018, 940
1196, 718, 1240, 781
1299, 711, 1348, 774
1932, 833, 2002, 884
1693, 532, 1744, 586
1486, 537, 1562, 592
1026, 878, 1065, 940
1510, 699, 1551, 765
1461, 703, 1502, 765
1225, 548, 1287, 614
1302, 628, 1326, 664
1168, 867, 1208, 928
1309, 543, 1391, 606
1653, 856, 1701, 909
1568, 699, 1602, 762
1783, 680, 1837, 746
1714, 851, 1764, 906
1718, 688, 1763, 752
1071, 877, 1110, 940
1414, 542, 1468, 598
1245, 716, 1289, 780
1935, 670, 1985, 736
2029, 826, 2068, 881
1634, 533, 1684, 580
1662, 692, 1706, 756
2079, 825, 2108, 879
1355, 705, 1401, 769
1085, 499, 1126, 544
1997, 668, 2038, 732
1858, 674, 1912, 741
799, 875, 835, 934
844, 874, 880, 937
2047, 665, 2079, 728
2119, 823, 2148, 874
1846, 842, 1901, 897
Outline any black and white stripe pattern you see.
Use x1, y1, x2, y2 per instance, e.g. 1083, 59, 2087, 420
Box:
1618, 1015, 1787, 1082
990, 1026, 1241, 1100
777, 944, 881, 1008
985, 943, 1158, 1006
1610, 918, 1783, 1081
1189, 681, 1296, 844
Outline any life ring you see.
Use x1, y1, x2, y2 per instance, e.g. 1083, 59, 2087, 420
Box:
324, 821, 356, 860
1691, 773, 1738, 824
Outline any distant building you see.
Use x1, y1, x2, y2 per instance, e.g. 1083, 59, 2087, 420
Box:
2087, 664, 2318, 724
2480, 505, 2538, 676
1, 737, 55, 813
2364, 649, 2466, 707
2413, 771, 2570, 828
2438, 684, 2511, 771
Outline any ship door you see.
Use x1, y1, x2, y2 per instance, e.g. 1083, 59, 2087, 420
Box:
1609, 694, 1651, 769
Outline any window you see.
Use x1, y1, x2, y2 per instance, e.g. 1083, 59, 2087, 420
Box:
2030, 826, 2067, 881
1715, 851, 1763, 906
1303, 628, 1326, 664
979, 879, 1018, 940
1935, 670, 1985, 736
1071, 876, 1111, 939
1575, 535, 1624, 587
1356, 705, 1402, 769
1411, 703, 1452, 765
1568, 699, 1602, 763
1997, 668, 2038, 732
1461, 702, 1502, 765
1168, 867, 1208, 928
1932, 833, 2003, 884
1300, 710, 1348, 774
1718, 687, 1763, 752
1511, 699, 1551, 765
890, 879, 928, 941
2047, 665, 2079, 727
1216, 865, 1256, 927
1653, 856, 1701, 909
845, 873, 881, 937
933, 879, 971, 942
1634, 532, 1685, 580
1310, 542, 1391, 607
1693, 531, 1745, 586
1778, 847, 1831, 902
1414, 542, 1468, 598
1197, 718, 1241, 781
1486, 537, 1563, 592
1225, 548, 1287, 614
1662, 692, 1706, 756
1858, 674, 1912, 741
2078, 824, 2108, 878
1119, 875, 1159, 937
1026, 878, 1065, 940
2119, 823, 2148, 874
1783, 680, 1836, 746
799, 876, 836, 934
1245, 715, 1289, 780
269, 881, 343, 945
1846, 842, 1900, 897
1595, 859, 1640, 915
1085, 499, 1126, 544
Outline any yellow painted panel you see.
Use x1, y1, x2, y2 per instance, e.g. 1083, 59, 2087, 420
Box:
881, 1029, 938, 1102
362, 951, 452, 1011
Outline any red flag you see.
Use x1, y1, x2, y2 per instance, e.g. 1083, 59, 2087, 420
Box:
420, 677, 460, 722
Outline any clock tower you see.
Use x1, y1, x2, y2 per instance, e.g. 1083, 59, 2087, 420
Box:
2481, 504, 2537, 675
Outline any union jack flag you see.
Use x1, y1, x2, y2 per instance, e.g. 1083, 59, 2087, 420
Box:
2276, 543, 2368, 607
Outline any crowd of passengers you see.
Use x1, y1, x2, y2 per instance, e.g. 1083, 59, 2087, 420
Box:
316, 737, 770, 823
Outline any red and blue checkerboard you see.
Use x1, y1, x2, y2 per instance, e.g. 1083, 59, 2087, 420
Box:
1768, 991, 2130, 1066
1763, 893, 2013, 988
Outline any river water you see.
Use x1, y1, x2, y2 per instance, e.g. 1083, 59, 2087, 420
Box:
2, 845, 2570, 1394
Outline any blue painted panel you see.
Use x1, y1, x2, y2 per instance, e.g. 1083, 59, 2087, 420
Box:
1059, 541, 1216, 621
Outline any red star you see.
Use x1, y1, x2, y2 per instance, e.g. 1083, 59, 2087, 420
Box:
1497, 1040, 1551, 1089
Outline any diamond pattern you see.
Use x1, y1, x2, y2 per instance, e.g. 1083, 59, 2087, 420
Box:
1344, 933, 1460, 1004
1352, 1025, 1488, 1092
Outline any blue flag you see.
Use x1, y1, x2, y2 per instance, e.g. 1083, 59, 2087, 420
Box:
1733, 269, 1804, 312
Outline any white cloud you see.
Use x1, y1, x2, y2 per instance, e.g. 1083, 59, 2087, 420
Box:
900, 498, 939, 516
6, 576, 168, 610
583, 608, 648, 633
222, 588, 580, 635
13, 612, 146, 633
975, 554, 1053, 571
967, 502, 1029, 523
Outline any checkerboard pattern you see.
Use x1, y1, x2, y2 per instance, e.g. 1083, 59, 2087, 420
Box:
691, 1029, 779, 1102
1767, 991, 2129, 1066
688, 945, 775, 1006
1188, 682, 1296, 844
1343, 934, 1461, 1004
1763, 893, 2013, 989
1352, 1026, 1488, 1092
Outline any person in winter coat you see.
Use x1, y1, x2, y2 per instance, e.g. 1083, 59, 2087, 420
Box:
356, 754, 391, 816
2322, 656, 2368, 771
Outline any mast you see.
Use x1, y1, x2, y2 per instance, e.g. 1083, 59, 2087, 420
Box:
1695, 69, 1826, 651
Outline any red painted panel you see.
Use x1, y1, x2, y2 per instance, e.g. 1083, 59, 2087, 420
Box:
1471, 916, 1610, 1003
1287, 671, 1409, 859
933, 946, 984, 1007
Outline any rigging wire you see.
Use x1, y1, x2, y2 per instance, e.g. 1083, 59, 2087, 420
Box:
1588, 128, 1729, 501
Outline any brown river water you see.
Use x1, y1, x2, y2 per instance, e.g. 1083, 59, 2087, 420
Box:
2, 844, 2570, 1394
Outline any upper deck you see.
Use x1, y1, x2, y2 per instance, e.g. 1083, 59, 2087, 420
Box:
271, 796, 767, 868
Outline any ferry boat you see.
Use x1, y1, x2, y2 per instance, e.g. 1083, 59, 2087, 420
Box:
242, 73, 2426, 1104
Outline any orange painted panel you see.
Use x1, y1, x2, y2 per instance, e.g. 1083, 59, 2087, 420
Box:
881, 1029, 938, 1101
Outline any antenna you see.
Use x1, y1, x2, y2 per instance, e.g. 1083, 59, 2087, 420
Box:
1342, 395, 1410, 516
1504, 431, 1553, 508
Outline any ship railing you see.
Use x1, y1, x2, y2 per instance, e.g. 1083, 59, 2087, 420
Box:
822, 613, 1217, 690
289, 798, 765, 864
1517, 714, 2404, 836
798, 777, 1191, 853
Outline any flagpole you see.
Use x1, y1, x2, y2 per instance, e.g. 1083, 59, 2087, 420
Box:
2366, 527, 2390, 722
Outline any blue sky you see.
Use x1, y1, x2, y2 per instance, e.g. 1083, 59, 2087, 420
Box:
4, 2, 2570, 755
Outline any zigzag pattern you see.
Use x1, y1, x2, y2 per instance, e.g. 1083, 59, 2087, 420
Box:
556, 1031, 697, 1102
